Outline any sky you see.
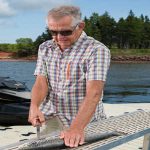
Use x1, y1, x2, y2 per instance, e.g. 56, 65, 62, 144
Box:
0, 0, 149, 44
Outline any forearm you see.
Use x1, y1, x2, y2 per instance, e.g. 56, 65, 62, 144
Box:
31, 78, 48, 107
70, 94, 100, 130
31, 82, 48, 107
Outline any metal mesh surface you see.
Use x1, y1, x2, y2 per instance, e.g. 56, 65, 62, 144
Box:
2, 110, 150, 150
73, 110, 150, 150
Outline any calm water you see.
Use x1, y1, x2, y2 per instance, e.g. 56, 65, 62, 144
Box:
0, 61, 150, 103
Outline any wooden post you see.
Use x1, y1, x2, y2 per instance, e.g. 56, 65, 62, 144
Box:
143, 133, 150, 150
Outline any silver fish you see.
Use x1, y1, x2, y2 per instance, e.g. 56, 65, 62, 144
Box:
17, 131, 124, 150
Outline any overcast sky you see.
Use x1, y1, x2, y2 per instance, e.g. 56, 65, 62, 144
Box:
0, 0, 149, 43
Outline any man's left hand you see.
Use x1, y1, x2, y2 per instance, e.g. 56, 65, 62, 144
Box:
60, 127, 84, 147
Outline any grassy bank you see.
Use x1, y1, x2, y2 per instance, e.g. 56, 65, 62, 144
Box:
1, 49, 150, 57
1, 49, 150, 62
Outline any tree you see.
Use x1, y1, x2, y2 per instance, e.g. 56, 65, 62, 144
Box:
116, 10, 145, 49
116, 18, 128, 48
16, 38, 33, 44
98, 12, 116, 48
84, 13, 101, 41
142, 16, 150, 48
15, 38, 35, 57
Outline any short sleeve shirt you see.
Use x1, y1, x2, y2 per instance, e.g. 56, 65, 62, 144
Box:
34, 31, 111, 127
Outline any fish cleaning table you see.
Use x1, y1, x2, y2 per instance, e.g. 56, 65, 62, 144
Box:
74, 110, 150, 150
1, 110, 150, 150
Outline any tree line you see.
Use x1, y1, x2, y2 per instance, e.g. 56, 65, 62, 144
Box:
0, 10, 150, 57
84, 10, 150, 49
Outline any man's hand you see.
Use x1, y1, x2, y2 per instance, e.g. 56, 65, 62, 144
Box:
59, 80, 104, 148
28, 105, 45, 126
60, 127, 84, 148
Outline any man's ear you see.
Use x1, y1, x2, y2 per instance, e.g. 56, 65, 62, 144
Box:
78, 22, 85, 29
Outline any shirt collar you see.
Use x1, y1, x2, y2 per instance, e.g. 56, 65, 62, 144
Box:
70, 31, 87, 50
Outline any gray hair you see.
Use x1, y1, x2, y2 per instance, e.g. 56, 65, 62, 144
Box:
46, 5, 82, 26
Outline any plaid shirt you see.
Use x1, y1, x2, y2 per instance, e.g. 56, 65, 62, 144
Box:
34, 31, 110, 127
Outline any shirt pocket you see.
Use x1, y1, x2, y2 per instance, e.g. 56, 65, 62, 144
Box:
64, 60, 87, 88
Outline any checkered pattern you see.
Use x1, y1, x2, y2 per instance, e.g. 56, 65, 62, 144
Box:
34, 31, 110, 126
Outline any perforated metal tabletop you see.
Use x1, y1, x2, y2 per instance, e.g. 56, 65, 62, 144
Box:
73, 110, 150, 150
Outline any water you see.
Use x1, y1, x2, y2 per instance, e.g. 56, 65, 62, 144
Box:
0, 61, 36, 90
104, 63, 150, 103
0, 61, 150, 103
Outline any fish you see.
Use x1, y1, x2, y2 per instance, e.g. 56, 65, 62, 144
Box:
16, 131, 124, 150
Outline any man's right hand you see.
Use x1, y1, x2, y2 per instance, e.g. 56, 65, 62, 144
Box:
28, 105, 45, 126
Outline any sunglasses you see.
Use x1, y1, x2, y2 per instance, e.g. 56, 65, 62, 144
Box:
49, 24, 78, 36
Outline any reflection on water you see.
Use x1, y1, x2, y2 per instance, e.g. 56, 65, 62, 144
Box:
0, 61, 150, 103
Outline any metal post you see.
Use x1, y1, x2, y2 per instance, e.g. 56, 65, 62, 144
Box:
143, 134, 150, 150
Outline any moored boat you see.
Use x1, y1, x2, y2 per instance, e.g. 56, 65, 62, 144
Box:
0, 101, 30, 125
0, 77, 31, 102
0, 77, 31, 125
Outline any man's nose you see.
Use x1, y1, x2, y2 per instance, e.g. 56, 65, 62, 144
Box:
56, 34, 66, 40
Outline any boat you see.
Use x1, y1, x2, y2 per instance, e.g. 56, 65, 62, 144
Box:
0, 101, 30, 125
0, 77, 31, 102
0, 77, 31, 125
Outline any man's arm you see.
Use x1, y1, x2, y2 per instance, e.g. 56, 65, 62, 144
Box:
28, 75, 48, 126
60, 80, 104, 147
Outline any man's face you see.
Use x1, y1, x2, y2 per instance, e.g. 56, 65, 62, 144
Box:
47, 16, 82, 50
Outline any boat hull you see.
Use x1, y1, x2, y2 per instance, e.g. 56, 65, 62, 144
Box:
0, 102, 30, 126
0, 89, 31, 102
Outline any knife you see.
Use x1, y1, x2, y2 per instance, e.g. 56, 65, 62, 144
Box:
36, 118, 41, 139
36, 125, 40, 139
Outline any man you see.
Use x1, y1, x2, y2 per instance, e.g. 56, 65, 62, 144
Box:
29, 5, 110, 148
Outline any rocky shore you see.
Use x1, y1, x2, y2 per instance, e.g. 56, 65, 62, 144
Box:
111, 55, 150, 63
1, 52, 150, 63
0, 52, 37, 61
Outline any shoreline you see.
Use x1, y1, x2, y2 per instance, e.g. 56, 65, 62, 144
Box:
1, 51, 150, 63
1, 58, 150, 63
0, 58, 37, 62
